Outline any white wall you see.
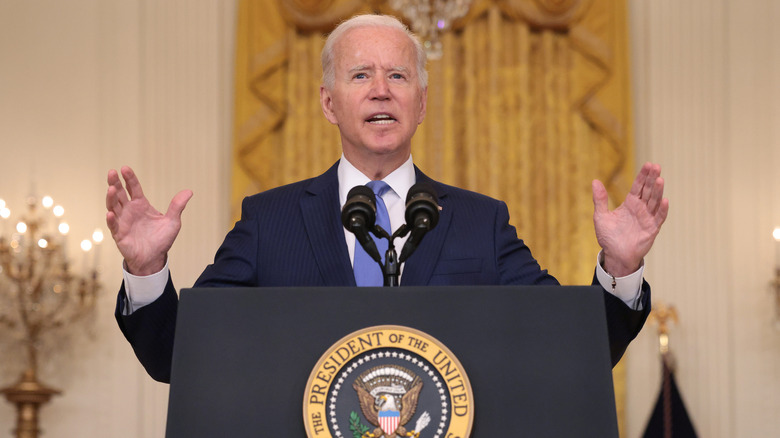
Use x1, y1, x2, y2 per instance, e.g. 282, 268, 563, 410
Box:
1, 1, 779, 437
0, 0, 235, 436
627, 0, 780, 436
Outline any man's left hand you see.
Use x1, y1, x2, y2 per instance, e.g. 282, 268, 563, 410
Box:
592, 162, 669, 277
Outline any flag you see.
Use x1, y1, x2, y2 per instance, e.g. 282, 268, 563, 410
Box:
642, 357, 698, 438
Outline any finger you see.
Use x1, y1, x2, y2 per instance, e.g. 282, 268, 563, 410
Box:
629, 162, 651, 198
121, 166, 146, 201
655, 198, 670, 227
641, 163, 661, 201
106, 211, 119, 236
106, 185, 123, 217
646, 177, 664, 214
592, 180, 609, 216
107, 168, 119, 186
166, 189, 194, 220
107, 169, 130, 207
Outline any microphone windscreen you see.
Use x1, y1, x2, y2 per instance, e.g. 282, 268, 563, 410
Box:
405, 182, 439, 228
348, 185, 376, 202
405, 182, 436, 203
342, 185, 377, 231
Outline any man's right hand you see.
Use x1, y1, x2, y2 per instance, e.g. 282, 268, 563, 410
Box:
105, 166, 193, 276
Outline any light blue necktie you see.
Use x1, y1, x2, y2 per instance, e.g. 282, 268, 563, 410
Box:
354, 181, 391, 286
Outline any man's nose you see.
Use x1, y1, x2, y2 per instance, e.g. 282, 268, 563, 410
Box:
369, 76, 390, 99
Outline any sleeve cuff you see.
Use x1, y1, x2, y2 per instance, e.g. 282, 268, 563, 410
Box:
122, 260, 170, 314
596, 251, 645, 310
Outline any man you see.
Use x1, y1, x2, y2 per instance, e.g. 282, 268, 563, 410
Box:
106, 15, 668, 383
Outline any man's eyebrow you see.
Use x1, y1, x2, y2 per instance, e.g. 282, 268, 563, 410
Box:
348, 65, 371, 74
346, 65, 412, 75
388, 66, 411, 75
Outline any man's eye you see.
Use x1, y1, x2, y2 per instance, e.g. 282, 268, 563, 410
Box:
390, 73, 404, 80
354, 73, 367, 79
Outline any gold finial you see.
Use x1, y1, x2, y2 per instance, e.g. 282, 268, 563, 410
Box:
648, 302, 678, 356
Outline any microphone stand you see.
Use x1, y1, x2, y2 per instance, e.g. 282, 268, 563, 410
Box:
348, 182, 438, 287
372, 224, 410, 287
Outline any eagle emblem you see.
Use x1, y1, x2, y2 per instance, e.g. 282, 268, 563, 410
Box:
304, 326, 473, 438
352, 365, 431, 438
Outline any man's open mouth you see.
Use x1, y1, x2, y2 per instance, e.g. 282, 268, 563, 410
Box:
366, 114, 396, 125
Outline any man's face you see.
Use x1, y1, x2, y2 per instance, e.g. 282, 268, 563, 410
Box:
320, 26, 427, 172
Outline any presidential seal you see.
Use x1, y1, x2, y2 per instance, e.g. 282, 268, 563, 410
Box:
304, 326, 473, 438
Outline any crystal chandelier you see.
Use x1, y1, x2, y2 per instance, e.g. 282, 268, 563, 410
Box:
0, 195, 101, 438
389, 0, 473, 60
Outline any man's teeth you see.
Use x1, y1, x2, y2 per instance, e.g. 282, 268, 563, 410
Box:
368, 114, 395, 124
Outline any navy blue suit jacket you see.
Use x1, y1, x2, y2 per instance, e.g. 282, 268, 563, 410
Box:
116, 162, 650, 382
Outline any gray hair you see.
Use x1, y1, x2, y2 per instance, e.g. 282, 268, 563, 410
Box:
321, 14, 428, 90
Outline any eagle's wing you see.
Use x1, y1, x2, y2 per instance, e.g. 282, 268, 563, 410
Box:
353, 381, 379, 426
399, 378, 423, 425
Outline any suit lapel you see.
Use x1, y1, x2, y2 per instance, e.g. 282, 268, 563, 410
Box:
400, 168, 452, 286
301, 163, 356, 286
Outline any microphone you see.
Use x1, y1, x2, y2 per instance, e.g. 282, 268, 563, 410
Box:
342, 186, 381, 263
399, 182, 439, 262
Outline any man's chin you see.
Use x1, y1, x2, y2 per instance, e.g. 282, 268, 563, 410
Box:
365, 143, 411, 159
350, 136, 403, 153
343, 143, 409, 169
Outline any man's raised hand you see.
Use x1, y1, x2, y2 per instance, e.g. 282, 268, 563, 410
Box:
105, 166, 192, 276
592, 162, 669, 277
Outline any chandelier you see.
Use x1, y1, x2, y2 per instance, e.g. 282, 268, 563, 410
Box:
389, 0, 473, 60
0, 195, 102, 438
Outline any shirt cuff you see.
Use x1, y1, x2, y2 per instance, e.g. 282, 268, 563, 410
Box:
595, 251, 645, 311
122, 260, 170, 315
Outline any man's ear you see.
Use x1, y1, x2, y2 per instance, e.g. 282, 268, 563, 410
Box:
417, 86, 428, 125
320, 85, 338, 125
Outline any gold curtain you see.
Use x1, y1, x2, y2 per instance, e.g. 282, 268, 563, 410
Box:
232, 0, 634, 432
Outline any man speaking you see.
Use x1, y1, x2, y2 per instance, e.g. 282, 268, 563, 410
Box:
105, 14, 668, 383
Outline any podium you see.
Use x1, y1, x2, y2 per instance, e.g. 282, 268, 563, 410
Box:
165, 286, 618, 437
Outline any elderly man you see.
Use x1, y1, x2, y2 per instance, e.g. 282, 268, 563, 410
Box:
106, 14, 668, 383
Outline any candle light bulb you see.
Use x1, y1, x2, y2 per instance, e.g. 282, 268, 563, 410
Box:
0, 207, 9, 219
80, 240, 92, 252
38, 238, 48, 248
774, 227, 780, 271
42, 196, 54, 209
59, 222, 69, 235
16, 222, 27, 233
92, 229, 104, 243
53, 205, 65, 217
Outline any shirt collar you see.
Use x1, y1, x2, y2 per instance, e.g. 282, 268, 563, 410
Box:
337, 154, 416, 206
